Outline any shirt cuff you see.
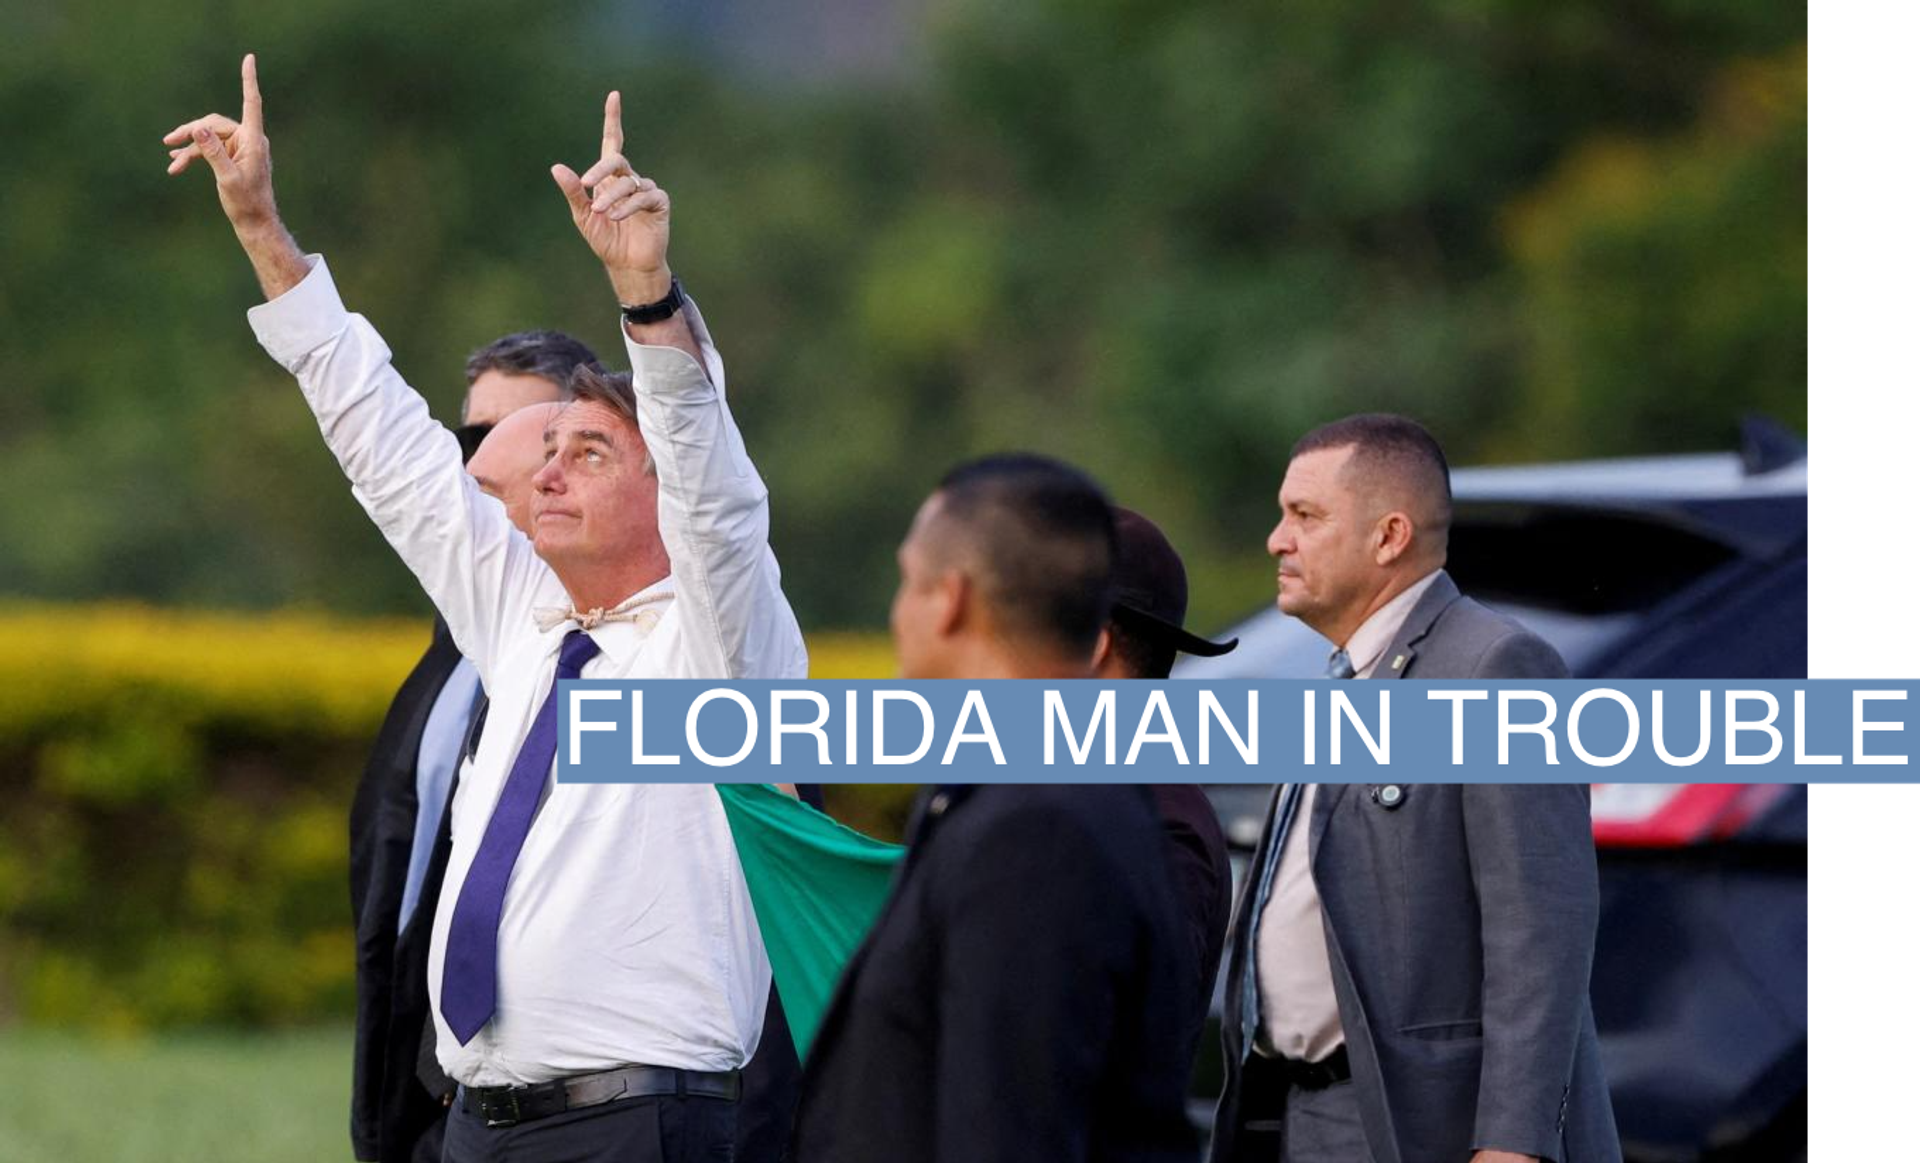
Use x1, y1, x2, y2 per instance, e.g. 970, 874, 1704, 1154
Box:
246, 254, 347, 368
622, 331, 716, 403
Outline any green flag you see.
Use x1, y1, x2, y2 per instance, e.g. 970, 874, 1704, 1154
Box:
716, 783, 905, 1058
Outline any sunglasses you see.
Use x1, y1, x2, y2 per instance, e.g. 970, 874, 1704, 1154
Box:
455, 423, 494, 464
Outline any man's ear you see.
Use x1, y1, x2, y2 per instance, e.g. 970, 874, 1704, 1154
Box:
935, 571, 969, 638
1091, 625, 1114, 670
1374, 511, 1415, 566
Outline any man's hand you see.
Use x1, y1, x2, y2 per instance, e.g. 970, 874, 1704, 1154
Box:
1471, 1152, 1540, 1163
551, 92, 674, 307
164, 53, 276, 231
163, 54, 307, 299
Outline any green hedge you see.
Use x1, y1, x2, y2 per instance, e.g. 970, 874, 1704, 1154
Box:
0, 603, 909, 1031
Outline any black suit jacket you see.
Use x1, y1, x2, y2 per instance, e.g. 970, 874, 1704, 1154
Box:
790, 784, 1196, 1163
1150, 784, 1232, 1063
349, 619, 465, 1163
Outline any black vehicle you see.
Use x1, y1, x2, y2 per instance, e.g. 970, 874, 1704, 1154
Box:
1177, 428, 1808, 1161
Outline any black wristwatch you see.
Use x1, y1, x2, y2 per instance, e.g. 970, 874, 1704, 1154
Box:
620, 277, 685, 325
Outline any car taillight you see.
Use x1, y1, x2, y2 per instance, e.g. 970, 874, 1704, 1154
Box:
1590, 783, 1792, 847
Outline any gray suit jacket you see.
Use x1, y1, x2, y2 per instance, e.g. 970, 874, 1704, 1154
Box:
1367, 570, 1567, 681
1210, 573, 1620, 1163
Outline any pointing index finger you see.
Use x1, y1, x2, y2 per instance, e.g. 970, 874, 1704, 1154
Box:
241, 53, 264, 133
600, 91, 623, 161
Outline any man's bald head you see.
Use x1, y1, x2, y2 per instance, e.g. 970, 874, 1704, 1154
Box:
468, 401, 564, 536
1292, 413, 1452, 551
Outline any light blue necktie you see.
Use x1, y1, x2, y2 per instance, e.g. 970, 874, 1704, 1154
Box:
1325, 648, 1356, 680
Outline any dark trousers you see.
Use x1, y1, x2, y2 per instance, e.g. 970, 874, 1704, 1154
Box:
443, 1092, 736, 1163
411, 1114, 447, 1163
735, 983, 802, 1163
1279, 1079, 1370, 1163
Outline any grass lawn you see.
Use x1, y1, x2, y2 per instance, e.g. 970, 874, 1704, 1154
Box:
0, 1026, 355, 1163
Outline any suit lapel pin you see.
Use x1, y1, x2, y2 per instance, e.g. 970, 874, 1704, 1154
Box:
1391, 654, 1406, 671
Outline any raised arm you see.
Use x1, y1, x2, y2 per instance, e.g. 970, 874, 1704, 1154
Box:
165, 56, 553, 678
550, 95, 807, 680
549, 93, 705, 366
163, 54, 308, 301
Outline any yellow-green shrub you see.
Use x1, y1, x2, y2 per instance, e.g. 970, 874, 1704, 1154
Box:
0, 602, 900, 1031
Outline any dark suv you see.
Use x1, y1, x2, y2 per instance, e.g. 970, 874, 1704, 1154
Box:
1176, 427, 1808, 1162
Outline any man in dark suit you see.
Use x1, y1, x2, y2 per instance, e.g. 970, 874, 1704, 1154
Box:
1091, 507, 1238, 1062
1210, 415, 1619, 1163
349, 332, 596, 1163
790, 455, 1194, 1163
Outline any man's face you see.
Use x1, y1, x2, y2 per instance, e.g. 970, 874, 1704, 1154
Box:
468, 403, 561, 537
889, 497, 954, 679
465, 369, 566, 427
528, 400, 660, 569
1266, 445, 1379, 636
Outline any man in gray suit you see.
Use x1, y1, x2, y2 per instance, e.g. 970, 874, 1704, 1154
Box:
1210, 414, 1620, 1163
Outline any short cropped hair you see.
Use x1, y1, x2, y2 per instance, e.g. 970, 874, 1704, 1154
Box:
1107, 619, 1177, 680
464, 329, 602, 393
930, 454, 1117, 656
566, 364, 639, 428
1292, 413, 1453, 529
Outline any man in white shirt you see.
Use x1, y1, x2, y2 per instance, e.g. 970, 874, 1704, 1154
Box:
1210, 415, 1619, 1163
167, 56, 806, 1163
348, 390, 574, 1163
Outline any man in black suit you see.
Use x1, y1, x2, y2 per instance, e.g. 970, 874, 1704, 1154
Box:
790, 454, 1195, 1163
1091, 507, 1237, 1064
348, 331, 596, 1163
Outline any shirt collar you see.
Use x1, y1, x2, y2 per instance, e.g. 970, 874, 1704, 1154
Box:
1339, 568, 1442, 677
538, 573, 677, 654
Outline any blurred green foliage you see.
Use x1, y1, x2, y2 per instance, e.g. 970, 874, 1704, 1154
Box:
0, 605, 426, 1030
0, 603, 904, 1030
0, 0, 1804, 636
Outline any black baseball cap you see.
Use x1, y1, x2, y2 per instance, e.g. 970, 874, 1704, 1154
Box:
1110, 507, 1238, 658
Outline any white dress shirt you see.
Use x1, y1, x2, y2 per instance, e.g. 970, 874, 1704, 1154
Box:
1343, 568, 1442, 679
1254, 570, 1446, 1061
1253, 783, 1345, 1063
249, 256, 807, 1086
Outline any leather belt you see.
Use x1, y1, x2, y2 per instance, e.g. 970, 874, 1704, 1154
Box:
1276, 1044, 1351, 1091
461, 1065, 741, 1128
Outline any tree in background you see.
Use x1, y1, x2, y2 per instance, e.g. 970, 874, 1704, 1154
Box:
0, 0, 1806, 633
1498, 47, 1805, 458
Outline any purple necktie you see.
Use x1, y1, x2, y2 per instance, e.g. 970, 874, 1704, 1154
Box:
439, 629, 600, 1045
